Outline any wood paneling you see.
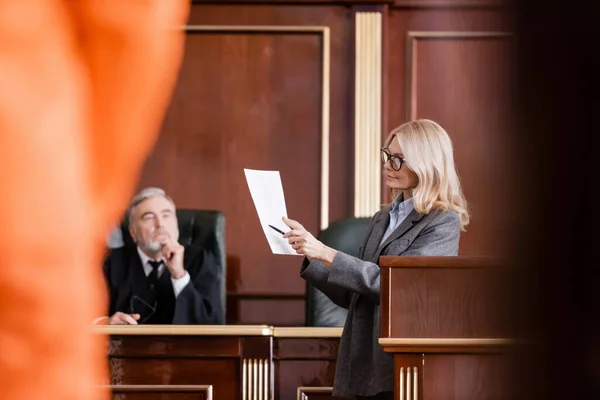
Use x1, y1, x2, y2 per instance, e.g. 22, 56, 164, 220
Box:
147, 27, 323, 295
297, 387, 351, 400
385, 9, 511, 258
407, 32, 512, 257
274, 338, 339, 359
393, 353, 511, 400
136, 3, 354, 325
109, 385, 212, 400
394, 355, 425, 400
110, 359, 238, 397
106, 331, 341, 400
421, 354, 511, 400
393, 0, 504, 7
107, 335, 249, 399
132, 2, 509, 324
235, 299, 305, 326
274, 337, 340, 400
108, 336, 240, 357
190, 0, 501, 6
379, 258, 509, 339
381, 257, 513, 399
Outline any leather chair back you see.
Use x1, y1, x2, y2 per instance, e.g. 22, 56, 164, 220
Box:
305, 217, 371, 326
120, 209, 226, 324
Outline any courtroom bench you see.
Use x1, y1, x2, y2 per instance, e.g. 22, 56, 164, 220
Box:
94, 325, 348, 400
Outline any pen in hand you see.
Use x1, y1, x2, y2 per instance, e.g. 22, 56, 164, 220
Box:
268, 224, 286, 236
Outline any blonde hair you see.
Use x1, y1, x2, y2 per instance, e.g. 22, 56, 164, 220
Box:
384, 119, 470, 231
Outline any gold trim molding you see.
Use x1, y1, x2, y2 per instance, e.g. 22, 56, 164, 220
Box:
297, 386, 334, 400
243, 358, 270, 400
95, 325, 346, 337
399, 367, 418, 400
94, 324, 273, 336
273, 327, 343, 338
185, 25, 331, 230
379, 338, 513, 346
354, 12, 383, 218
106, 385, 213, 399
405, 31, 511, 120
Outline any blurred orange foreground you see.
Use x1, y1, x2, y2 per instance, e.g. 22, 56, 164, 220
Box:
0, 1, 189, 398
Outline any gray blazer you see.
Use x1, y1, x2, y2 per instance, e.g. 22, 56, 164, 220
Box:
300, 206, 461, 398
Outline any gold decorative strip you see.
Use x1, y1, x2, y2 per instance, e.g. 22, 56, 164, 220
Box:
94, 324, 273, 336
105, 385, 213, 399
320, 26, 331, 230
247, 359, 252, 400
243, 358, 269, 400
407, 366, 412, 399
399, 367, 404, 400
263, 359, 269, 400
273, 327, 343, 338
297, 386, 334, 400
258, 359, 263, 400
413, 366, 418, 400
379, 338, 512, 346
253, 359, 258, 400
97, 325, 347, 337
183, 25, 327, 32
243, 359, 248, 400
354, 12, 383, 218
184, 25, 331, 230
399, 367, 418, 400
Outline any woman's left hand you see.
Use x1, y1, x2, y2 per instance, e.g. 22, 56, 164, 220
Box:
282, 217, 337, 265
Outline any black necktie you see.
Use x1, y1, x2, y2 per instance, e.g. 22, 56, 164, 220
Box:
147, 260, 163, 291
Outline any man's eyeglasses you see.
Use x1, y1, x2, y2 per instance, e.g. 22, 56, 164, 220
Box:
129, 295, 157, 324
380, 148, 404, 171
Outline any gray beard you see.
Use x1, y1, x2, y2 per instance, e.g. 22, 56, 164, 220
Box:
142, 241, 162, 254
135, 231, 179, 256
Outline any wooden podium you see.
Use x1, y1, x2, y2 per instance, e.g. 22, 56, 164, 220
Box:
378, 256, 512, 400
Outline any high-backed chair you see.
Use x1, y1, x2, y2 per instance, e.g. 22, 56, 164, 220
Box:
305, 217, 372, 327
119, 209, 227, 324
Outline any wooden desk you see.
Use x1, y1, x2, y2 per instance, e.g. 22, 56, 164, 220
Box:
96, 325, 344, 400
273, 328, 348, 400
379, 256, 512, 400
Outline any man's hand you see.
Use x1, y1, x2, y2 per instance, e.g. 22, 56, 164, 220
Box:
282, 217, 338, 266
158, 235, 186, 279
108, 312, 140, 325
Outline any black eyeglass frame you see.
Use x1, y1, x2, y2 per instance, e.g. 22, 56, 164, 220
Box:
129, 295, 157, 324
380, 148, 404, 171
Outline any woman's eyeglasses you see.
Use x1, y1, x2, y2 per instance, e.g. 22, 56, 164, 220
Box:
380, 148, 404, 171
129, 295, 157, 324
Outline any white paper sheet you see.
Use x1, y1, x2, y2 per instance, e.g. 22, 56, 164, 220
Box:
244, 169, 300, 256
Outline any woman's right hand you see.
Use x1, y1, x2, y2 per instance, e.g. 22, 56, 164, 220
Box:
283, 217, 338, 266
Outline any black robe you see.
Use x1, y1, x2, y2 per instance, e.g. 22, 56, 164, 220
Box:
103, 245, 223, 324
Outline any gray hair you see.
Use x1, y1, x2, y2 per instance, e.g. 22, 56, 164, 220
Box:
127, 187, 176, 224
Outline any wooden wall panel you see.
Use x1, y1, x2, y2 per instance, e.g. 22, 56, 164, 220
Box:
131, 3, 509, 324
274, 336, 340, 400
145, 28, 322, 295
385, 9, 512, 257
136, 4, 354, 324
109, 385, 212, 400
387, 266, 509, 338
422, 354, 511, 400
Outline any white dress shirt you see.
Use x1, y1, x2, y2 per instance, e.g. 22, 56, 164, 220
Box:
379, 195, 415, 246
136, 247, 190, 298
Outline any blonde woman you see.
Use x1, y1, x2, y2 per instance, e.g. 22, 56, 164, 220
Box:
283, 119, 469, 400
